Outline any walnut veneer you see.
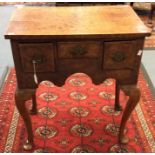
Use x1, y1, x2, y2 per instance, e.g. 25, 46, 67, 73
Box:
5, 5, 150, 150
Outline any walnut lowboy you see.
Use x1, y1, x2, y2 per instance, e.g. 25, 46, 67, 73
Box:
5, 5, 150, 150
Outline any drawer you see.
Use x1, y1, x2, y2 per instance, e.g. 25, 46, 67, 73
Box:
58, 41, 101, 58
19, 43, 55, 73
103, 41, 137, 70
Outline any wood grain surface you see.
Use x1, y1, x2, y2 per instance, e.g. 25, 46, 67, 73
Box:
5, 5, 150, 39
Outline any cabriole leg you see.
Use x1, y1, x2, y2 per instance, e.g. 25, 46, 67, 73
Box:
114, 81, 122, 111
15, 89, 34, 150
119, 85, 141, 144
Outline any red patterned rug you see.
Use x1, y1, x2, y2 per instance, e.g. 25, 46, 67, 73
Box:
0, 68, 155, 153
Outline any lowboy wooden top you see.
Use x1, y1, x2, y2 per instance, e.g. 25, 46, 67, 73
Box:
5, 5, 150, 39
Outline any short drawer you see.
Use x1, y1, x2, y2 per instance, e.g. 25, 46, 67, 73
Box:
58, 41, 101, 58
19, 43, 55, 73
103, 41, 137, 70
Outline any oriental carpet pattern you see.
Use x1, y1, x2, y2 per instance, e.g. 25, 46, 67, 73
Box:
0, 68, 155, 153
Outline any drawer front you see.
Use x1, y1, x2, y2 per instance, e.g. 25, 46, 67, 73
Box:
58, 41, 101, 58
19, 43, 55, 73
103, 41, 137, 70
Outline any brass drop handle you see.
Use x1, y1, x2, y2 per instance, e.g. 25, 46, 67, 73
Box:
31, 55, 46, 64
112, 52, 125, 62
32, 59, 42, 64
31, 54, 46, 84
70, 46, 87, 57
